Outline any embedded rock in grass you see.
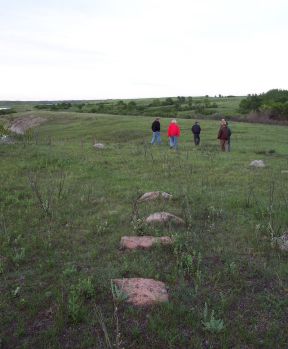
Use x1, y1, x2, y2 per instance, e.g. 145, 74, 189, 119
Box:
112, 278, 168, 306
93, 143, 105, 149
0, 135, 14, 144
145, 212, 184, 225
137, 191, 172, 203
250, 160, 265, 168
120, 236, 173, 250
273, 232, 288, 252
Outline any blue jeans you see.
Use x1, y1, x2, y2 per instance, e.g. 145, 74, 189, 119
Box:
151, 131, 161, 144
169, 136, 178, 149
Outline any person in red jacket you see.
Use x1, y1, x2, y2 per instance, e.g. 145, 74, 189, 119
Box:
167, 119, 181, 149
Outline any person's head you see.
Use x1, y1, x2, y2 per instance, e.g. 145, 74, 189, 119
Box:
171, 119, 177, 124
195, 121, 198, 124
220, 118, 226, 126
155, 117, 160, 121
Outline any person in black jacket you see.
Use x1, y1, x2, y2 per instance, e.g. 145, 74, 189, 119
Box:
151, 118, 162, 144
191, 121, 201, 145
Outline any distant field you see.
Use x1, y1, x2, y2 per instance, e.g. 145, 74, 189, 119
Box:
0, 111, 287, 348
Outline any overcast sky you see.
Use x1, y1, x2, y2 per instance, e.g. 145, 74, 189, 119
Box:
1, 0, 287, 100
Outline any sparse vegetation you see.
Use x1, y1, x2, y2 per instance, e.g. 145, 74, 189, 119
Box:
0, 109, 287, 348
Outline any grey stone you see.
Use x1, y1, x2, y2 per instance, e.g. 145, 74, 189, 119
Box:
145, 212, 184, 225
250, 160, 265, 168
137, 191, 172, 203
93, 143, 105, 149
272, 232, 288, 252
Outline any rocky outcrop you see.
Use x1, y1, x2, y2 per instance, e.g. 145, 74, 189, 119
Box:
9, 116, 46, 134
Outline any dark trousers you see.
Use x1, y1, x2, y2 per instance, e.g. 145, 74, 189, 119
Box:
193, 134, 200, 145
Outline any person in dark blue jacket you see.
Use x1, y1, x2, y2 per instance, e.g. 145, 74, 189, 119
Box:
191, 121, 201, 145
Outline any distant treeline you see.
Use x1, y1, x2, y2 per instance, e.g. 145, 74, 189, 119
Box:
35, 96, 219, 118
239, 89, 288, 121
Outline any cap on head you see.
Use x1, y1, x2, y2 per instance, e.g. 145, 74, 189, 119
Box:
171, 119, 177, 123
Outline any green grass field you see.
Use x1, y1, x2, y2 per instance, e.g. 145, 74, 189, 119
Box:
0, 111, 287, 348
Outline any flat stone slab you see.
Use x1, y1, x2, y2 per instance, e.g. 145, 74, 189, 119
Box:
120, 236, 173, 250
137, 191, 172, 203
250, 160, 265, 168
145, 212, 184, 225
112, 278, 168, 306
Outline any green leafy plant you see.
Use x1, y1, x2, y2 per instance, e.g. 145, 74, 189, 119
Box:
62, 265, 77, 277
111, 280, 128, 303
202, 302, 225, 333
78, 277, 95, 299
67, 288, 83, 323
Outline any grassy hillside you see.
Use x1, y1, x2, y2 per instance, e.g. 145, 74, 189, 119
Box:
0, 111, 287, 348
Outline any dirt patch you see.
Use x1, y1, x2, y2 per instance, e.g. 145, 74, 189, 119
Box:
9, 116, 46, 134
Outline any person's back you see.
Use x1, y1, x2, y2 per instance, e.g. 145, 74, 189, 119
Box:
217, 124, 228, 151
167, 119, 180, 149
151, 118, 161, 145
192, 122, 201, 145
151, 120, 160, 132
192, 123, 201, 134
218, 125, 228, 140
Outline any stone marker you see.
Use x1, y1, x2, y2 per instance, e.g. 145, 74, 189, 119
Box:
250, 160, 265, 168
93, 143, 105, 149
120, 236, 173, 250
112, 278, 168, 306
145, 212, 184, 225
272, 232, 288, 252
137, 191, 172, 203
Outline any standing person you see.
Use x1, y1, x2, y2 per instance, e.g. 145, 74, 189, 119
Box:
191, 121, 201, 145
226, 121, 232, 152
167, 119, 181, 150
151, 117, 162, 145
217, 119, 229, 151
